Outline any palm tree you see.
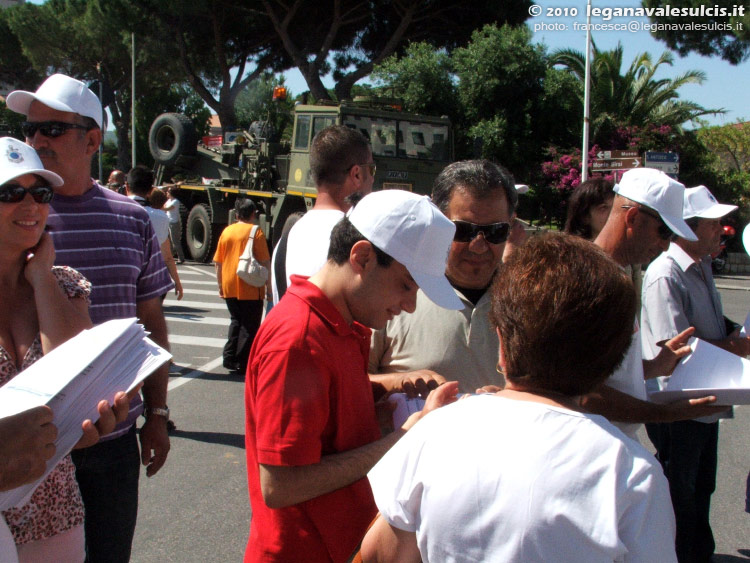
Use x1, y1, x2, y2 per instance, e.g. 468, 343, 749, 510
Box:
550, 43, 723, 145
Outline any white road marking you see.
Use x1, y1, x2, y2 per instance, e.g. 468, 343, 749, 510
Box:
166, 315, 228, 326
164, 300, 227, 310
181, 265, 217, 277
168, 356, 225, 392
169, 334, 226, 348
174, 288, 222, 296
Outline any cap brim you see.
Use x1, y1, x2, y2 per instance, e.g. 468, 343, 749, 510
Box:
6, 90, 79, 118
1, 167, 64, 187
687, 203, 738, 220
410, 270, 463, 310
660, 213, 697, 241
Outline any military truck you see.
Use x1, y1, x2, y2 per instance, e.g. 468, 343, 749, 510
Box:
149, 96, 453, 262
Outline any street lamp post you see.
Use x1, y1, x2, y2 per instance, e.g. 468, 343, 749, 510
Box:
581, 0, 593, 182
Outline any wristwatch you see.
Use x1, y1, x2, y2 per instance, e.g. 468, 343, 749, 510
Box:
146, 406, 170, 421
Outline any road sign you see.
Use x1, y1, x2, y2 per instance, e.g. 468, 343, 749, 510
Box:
645, 151, 679, 163
596, 150, 639, 159
590, 157, 641, 171
644, 161, 680, 175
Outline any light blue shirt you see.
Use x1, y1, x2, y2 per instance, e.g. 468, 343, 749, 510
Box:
641, 242, 731, 423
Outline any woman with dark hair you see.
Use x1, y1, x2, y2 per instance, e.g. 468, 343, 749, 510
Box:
564, 177, 615, 240
362, 232, 677, 563
0, 138, 131, 561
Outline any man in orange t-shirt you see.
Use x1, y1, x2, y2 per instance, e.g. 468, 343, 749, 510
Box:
213, 199, 271, 373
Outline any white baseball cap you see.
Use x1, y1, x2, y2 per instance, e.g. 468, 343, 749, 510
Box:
613, 168, 697, 241
742, 223, 750, 258
683, 185, 737, 219
348, 190, 462, 310
0, 137, 63, 187
6, 74, 103, 128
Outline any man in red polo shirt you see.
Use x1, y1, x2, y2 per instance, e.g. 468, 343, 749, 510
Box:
244, 190, 463, 562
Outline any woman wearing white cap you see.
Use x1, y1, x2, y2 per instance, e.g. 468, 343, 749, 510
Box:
0, 137, 129, 562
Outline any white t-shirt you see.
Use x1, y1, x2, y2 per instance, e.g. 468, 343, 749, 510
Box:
368, 396, 676, 563
129, 196, 170, 244
164, 198, 181, 224
270, 209, 344, 304
605, 320, 647, 440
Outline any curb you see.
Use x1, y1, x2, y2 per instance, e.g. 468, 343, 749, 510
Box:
716, 284, 750, 292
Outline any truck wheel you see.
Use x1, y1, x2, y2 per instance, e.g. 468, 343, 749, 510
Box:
186, 204, 220, 263
149, 113, 198, 166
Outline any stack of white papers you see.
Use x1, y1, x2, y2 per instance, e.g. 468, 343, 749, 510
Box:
0, 318, 171, 509
649, 337, 750, 406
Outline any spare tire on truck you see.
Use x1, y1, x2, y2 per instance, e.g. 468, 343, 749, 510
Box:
185, 203, 222, 263
149, 113, 198, 166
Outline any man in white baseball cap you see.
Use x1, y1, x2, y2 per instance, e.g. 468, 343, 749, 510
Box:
641, 184, 744, 562
6, 74, 173, 563
581, 168, 725, 444
243, 189, 460, 562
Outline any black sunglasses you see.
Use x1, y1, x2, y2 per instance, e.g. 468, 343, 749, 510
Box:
452, 220, 510, 244
621, 205, 676, 241
21, 121, 91, 139
0, 183, 55, 204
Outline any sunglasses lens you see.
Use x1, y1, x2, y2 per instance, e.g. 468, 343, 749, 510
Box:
21, 121, 76, 138
0, 184, 53, 203
30, 186, 54, 203
0, 185, 26, 203
484, 223, 510, 244
41, 124, 64, 138
453, 221, 510, 244
21, 123, 36, 138
453, 222, 475, 242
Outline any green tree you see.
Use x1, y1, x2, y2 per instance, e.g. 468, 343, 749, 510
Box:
234, 74, 294, 142
698, 120, 750, 173
642, 0, 750, 64
452, 24, 554, 179
697, 120, 750, 222
261, 0, 532, 102
127, 0, 291, 133
0, 8, 41, 92
550, 43, 722, 147
6, 0, 185, 171
371, 42, 457, 120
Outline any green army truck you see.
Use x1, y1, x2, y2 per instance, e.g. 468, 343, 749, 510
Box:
149, 96, 453, 262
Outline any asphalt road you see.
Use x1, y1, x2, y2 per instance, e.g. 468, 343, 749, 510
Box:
129, 263, 749, 562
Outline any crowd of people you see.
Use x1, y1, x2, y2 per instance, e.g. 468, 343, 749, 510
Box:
0, 71, 746, 563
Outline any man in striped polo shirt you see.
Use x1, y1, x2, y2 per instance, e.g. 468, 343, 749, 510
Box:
7, 74, 174, 563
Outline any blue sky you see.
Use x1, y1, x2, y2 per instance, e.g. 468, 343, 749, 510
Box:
282, 0, 748, 128
27, 0, 746, 127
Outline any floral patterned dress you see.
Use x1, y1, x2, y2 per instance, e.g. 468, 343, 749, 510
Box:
1, 266, 91, 545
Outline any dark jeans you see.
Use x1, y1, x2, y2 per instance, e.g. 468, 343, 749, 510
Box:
71, 425, 140, 563
223, 298, 263, 372
646, 420, 719, 563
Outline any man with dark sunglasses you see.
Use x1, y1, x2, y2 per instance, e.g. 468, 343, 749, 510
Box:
370, 160, 517, 395
583, 168, 727, 444
6, 73, 173, 563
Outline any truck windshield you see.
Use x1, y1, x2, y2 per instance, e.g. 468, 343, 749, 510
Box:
342, 115, 449, 162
